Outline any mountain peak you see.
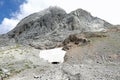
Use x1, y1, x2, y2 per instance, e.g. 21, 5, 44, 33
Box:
71, 8, 91, 16
7, 7, 113, 48
17, 6, 66, 27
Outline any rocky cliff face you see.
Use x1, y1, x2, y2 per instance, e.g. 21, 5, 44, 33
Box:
7, 7, 112, 49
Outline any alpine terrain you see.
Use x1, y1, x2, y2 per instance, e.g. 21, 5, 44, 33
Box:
0, 7, 120, 80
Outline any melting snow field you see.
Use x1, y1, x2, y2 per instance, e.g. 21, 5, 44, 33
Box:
39, 48, 66, 63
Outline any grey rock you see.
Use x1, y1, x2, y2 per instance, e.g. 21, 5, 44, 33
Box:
6, 6, 113, 49
0, 34, 16, 47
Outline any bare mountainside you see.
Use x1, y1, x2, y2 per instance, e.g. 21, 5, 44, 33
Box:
0, 7, 120, 80
6, 7, 113, 49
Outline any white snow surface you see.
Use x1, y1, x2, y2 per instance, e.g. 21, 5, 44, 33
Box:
39, 47, 66, 63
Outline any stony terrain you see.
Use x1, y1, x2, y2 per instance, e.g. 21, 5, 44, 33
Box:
7, 7, 112, 49
0, 7, 120, 80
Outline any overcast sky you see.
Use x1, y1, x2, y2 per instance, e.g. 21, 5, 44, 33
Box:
0, 0, 120, 34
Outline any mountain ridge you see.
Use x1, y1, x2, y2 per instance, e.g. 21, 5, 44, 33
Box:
6, 6, 113, 49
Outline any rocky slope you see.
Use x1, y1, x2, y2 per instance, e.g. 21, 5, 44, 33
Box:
0, 30, 120, 80
7, 6, 112, 49
0, 7, 120, 80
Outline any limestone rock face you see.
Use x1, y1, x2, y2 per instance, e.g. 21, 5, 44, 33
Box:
7, 7, 113, 49
0, 34, 15, 47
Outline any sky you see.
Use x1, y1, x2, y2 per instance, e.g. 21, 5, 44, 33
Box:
0, 0, 120, 34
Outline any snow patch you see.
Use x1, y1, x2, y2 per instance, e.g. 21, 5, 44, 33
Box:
39, 48, 66, 63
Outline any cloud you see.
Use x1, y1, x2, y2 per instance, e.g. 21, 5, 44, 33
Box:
0, 0, 120, 34
0, 18, 19, 34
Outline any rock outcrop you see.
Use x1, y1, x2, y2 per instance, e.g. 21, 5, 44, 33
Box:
7, 6, 113, 49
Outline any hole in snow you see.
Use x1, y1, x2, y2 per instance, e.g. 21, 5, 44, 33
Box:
51, 62, 60, 64
39, 47, 66, 63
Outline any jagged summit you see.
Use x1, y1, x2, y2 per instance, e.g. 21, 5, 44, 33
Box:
70, 8, 93, 20
8, 7, 67, 38
17, 7, 67, 27
7, 7, 113, 48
